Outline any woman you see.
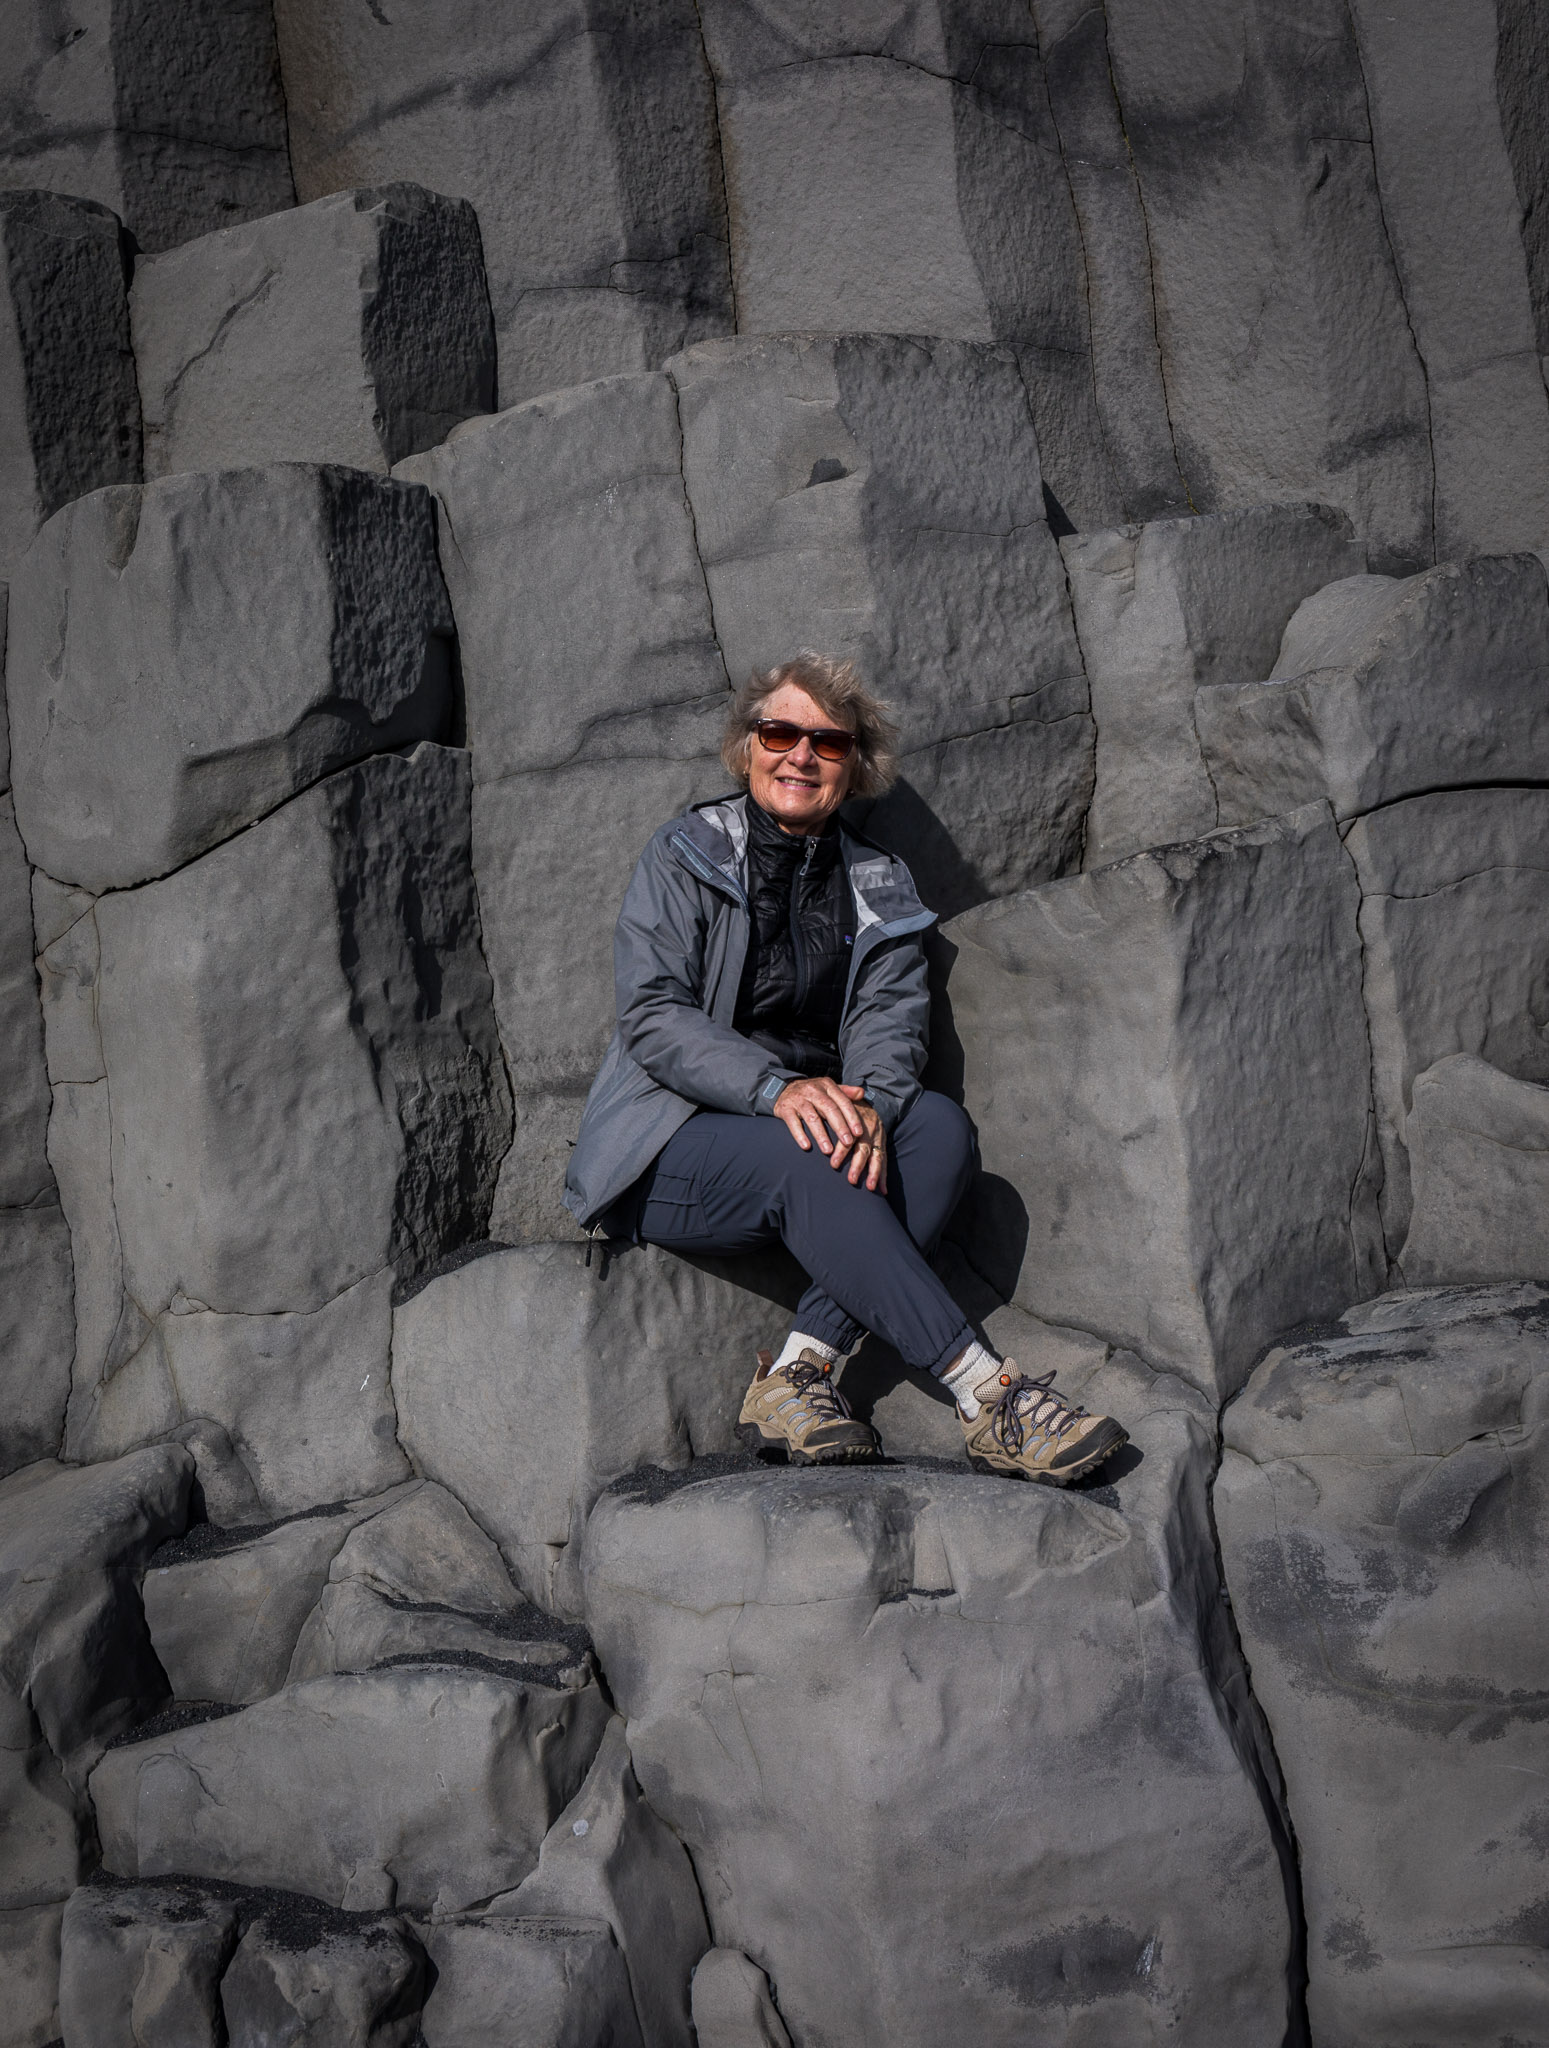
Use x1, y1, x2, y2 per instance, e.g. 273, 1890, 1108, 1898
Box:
564, 653, 1126, 1484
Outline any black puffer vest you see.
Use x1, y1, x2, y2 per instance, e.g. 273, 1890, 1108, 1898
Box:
733, 798, 856, 1079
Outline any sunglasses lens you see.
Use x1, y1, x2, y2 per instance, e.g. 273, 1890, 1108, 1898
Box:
810, 730, 855, 762
756, 721, 801, 752
756, 720, 856, 762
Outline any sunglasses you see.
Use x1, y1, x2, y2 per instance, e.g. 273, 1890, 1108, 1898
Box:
753, 718, 857, 764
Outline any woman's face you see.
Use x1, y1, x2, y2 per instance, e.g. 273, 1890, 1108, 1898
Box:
745, 683, 856, 835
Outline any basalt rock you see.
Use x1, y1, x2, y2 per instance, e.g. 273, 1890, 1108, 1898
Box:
1399, 1056, 1549, 1287
943, 801, 1380, 1400
7, 466, 455, 895
0, 191, 139, 584
583, 1349, 1295, 2047
1217, 1284, 1549, 2046
272, 0, 731, 406
58, 1881, 238, 2048
418, 1915, 643, 2048
132, 186, 494, 480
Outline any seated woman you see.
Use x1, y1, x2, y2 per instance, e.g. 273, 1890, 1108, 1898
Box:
564, 652, 1126, 1484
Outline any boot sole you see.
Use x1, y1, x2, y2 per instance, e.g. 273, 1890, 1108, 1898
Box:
736, 1420, 882, 1466
968, 1419, 1129, 1487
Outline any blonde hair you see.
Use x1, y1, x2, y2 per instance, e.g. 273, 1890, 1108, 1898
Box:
721, 652, 900, 801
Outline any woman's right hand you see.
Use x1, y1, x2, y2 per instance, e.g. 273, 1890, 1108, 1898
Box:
773, 1079, 886, 1191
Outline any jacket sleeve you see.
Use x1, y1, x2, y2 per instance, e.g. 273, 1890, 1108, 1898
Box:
840, 930, 930, 1133
614, 833, 800, 1117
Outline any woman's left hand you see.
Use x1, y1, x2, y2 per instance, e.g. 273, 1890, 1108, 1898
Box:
830, 1096, 888, 1193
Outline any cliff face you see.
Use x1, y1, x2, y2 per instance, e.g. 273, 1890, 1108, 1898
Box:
3, 4, 1549, 2043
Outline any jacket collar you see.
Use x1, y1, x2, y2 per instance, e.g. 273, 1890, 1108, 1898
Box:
671, 794, 935, 939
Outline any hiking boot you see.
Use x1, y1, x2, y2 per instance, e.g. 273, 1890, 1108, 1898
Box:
961, 1365, 1127, 1485
737, 1349, 881, 1465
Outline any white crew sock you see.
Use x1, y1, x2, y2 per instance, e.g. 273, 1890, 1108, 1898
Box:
939, 1340, 1001, 1418
768, 1331, 841, 1377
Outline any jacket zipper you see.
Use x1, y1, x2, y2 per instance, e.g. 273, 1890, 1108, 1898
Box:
790, 835, 817, 1015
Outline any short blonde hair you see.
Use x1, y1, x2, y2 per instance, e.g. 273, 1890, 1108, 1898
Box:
721, 652, 900, 801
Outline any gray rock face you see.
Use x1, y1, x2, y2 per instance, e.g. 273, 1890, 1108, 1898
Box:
92, 1667, 612, 1914
0, 191, 139, 583
395, 372, 730, 1245
498, 1716, 710, 2048
272, 0, 731, 407
58, 1881, 238, 2048
694, 4, 1113, 527
221, 1914, 426, 2048
419, 1916, 643, 2048
1497, 0, 1549, 364
1399, 1056, 1549, 1286
1196, 556, 1549, 828
1346, 787, 1549, 1254
0, 0, 293, 254
1217, 1284, 1549, 2047
944, 801, 1379, 1401
1028, 0, 1189, 524
1349, 0, 1549, 564
584, 1350, 1295, 2048
670, 334, 1093, 916
0, 1449, 190, 1917
1062, 503, 1366, 866
142, 1489, 417, 1708
0, 771, 70, 1475
132, 186, 494, 480
1, 1901, 63, 2048
393, 1241, 801, 1616
1100, 0, 1433, 572
46, 746, 508, 1512
690, 1950, 792, 2048
8, 466, 454, 894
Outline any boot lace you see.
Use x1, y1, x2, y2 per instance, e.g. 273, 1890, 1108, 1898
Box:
986, 1367, 1087, 1456
784, 1358, 857, 1422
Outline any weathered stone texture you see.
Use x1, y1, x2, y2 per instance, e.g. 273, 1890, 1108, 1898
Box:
58, 1881, 238, 2048
419, 1915, 643, 2048
394, 1241, 801, 1617
1347, 787, 1549, 1257
221, 1913, 427, 2048
1, 1901, 63, 2048
0, 1449, 190, 1934
1497, 0, 1549, 364
273, 0, 731, 407
92, 1667, 611, 1915
584, 1352, 1294, 2048
944, 802, 1379, 1400
43, 746, 507, 1513
0, 0, 294, 254
1101, 0, 1433, 572
696, 2, 1115, 526
1197, 556, 1549, 828
396, 371, 729, 1245
496, 1715, 710, 2048
132, 186, 494, 480
1063, 502, 1365, 866
1400, 1056, 1549, 1287
1218, 1286, 1549, 2046
671, 334, 1093, 915
691, 1949, 792, 2048
8, 467, 455, 894
1351, 0, 1549, 563
0, 191, 138, 584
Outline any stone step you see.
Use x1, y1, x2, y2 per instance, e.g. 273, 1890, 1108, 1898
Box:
91, 1666, 611, 1915
1218, 1282, 1549, 2045
581, 1350, 1295, 2048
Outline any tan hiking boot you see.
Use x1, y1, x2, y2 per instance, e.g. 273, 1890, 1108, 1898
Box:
737, 1349, 881, 1466
961, 1364, 1127, 1486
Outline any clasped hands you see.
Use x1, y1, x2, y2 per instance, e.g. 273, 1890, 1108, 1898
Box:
773, 1078, 887, 1192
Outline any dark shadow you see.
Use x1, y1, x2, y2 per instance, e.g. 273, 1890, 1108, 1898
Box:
840, 1332, 959, 1427
944, 1172, 1031, 1308
847, 777, 988, 921
1041, 480, 1077, 538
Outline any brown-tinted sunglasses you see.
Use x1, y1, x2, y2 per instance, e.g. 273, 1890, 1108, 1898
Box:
753, 717, 857, 763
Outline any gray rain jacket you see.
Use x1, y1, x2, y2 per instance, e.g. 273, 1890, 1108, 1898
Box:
563, 794, 937, 1231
